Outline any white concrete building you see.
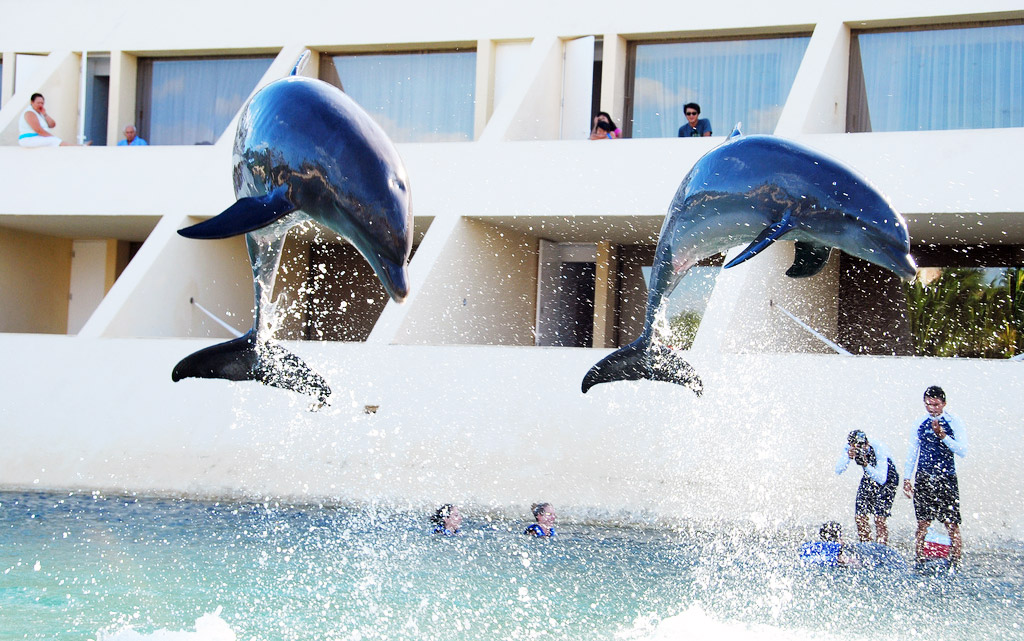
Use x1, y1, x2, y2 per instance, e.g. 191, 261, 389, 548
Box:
0, 1, 1022, 538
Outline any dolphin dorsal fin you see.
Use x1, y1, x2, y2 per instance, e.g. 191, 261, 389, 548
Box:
729, 123, 743, 139
291, 50, 312, 77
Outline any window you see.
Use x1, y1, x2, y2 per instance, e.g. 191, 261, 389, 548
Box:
627, 35, 810, 137
136, 55, 273, 145
321, 50, 476, 142
849, 23, 1024, 132
903, 245, 1024, 358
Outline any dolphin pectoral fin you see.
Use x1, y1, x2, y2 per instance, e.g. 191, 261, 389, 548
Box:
172, 329, 332, 408
581, 340, 703, 396
178, 185, 297, 240
786, 241, 832, 278
723, 210, 794, 270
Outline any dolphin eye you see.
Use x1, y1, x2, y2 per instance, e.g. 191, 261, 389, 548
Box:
389, 176, 407, 193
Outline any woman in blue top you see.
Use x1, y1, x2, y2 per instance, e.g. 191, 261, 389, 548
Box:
431, 504, 461, 536
524, 502, 556, 537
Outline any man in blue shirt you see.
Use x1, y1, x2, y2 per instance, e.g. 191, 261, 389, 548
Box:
118, 124, 148, 146
903, 386, 968, 567
678, 102, 712, 137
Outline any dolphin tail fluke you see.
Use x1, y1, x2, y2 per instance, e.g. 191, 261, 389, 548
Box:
178, 185, 297, 240
724, 208, 794, 270
172, 330, 332, 408
581, 339, 703, 396
786, 241, 832, 278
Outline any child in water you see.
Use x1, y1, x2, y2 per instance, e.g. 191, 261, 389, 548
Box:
524, 502, 556, 537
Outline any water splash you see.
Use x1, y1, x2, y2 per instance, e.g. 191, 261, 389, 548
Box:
98, 608, 235, 641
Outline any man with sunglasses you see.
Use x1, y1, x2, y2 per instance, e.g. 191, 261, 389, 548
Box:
677, 102, 712, 137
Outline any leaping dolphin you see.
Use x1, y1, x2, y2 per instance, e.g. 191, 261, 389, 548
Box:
172, 54, 412, 408
582, 127, 917, 395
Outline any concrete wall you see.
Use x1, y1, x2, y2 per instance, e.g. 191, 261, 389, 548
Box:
396, 218, 539, 345
0, 334, 1020, 541
0, 227, 71, 334
87, 214, 253, 339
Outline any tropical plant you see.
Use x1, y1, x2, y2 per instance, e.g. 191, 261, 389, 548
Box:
668, 311, 703, 350
904, 267, 1024, 358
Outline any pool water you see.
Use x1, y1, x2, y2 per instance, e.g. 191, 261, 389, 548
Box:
1, 491, 1022, 640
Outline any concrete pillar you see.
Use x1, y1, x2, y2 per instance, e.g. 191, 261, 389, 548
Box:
474, 39, 496, 139
600, 34, 628, 129
107, 51, 137, 146
774, 21, 850, 136
592, 241, 618, 348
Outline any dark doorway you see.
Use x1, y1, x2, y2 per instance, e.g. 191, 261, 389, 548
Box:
551, 261, 596, 347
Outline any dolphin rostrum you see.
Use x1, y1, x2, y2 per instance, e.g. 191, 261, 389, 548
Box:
582, 127, 917, 395
172, 54, 412, 408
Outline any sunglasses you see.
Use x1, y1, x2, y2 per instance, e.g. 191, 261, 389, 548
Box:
685, 111, 698, 116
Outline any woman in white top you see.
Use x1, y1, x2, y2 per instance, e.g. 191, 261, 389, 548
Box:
18, 93, 85, 147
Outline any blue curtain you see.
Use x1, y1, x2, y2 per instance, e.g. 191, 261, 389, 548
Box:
147, 57, 272, 145
332, 52, 476, 143
856, 24, 1024, 131
631, 37, 809, 137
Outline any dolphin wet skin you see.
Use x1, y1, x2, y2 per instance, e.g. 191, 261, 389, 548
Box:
582, 128, 916, 395
173, 60, 412, 407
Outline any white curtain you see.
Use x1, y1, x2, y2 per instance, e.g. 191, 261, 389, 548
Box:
631, 37, 809, 138
857, 24, 1024, 131
332, 52, 476, 143
148, 57, 272, 145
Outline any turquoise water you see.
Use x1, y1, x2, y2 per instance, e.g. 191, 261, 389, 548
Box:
1, 491, 1022, 640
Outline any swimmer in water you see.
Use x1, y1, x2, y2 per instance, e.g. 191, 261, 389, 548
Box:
799, 521, 856, 567
524, 502, 556, 537
431, 504, 461, 536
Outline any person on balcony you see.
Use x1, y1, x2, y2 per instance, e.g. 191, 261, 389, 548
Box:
677, 102, 712, 137
18, 93, 88, 147
589, 111, 621, 140
118, 124, 148, 146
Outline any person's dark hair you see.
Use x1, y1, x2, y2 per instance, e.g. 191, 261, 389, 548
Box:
683, 102, 701, 115
530, 502, 550, 519
924, 386, 946, 402
30, 93, 44, 103
820, 521, 842, 543
847, 430, 868, 446
432, 504, 454, 526
595, 111, 618, 132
